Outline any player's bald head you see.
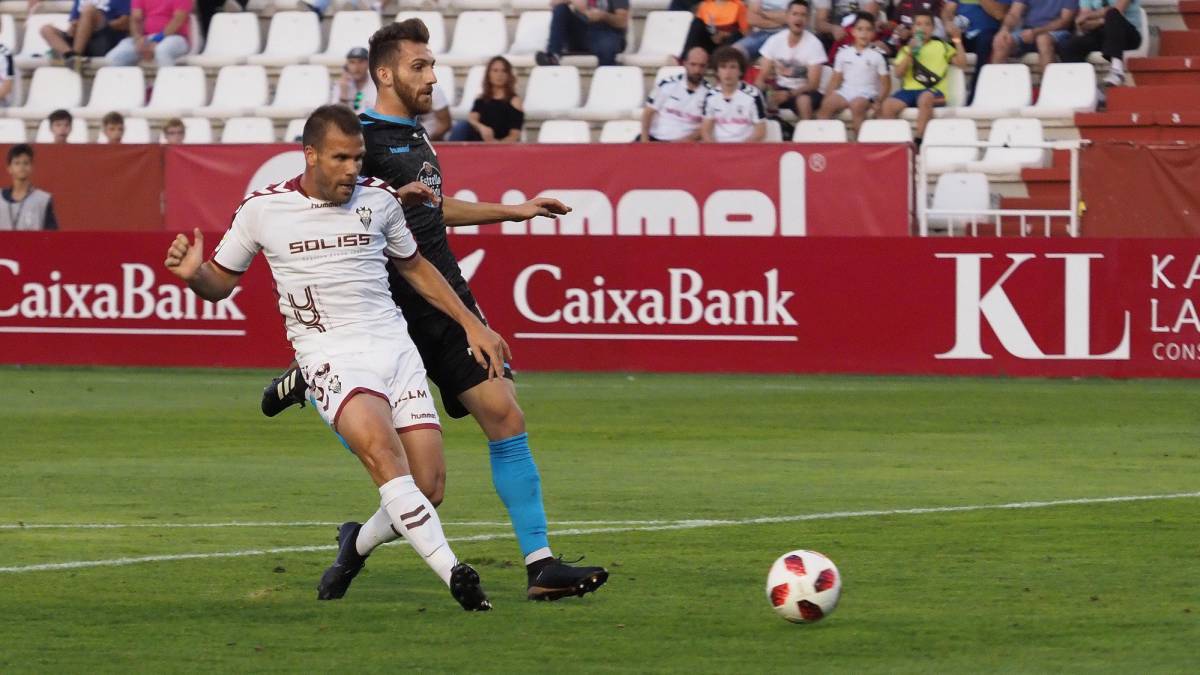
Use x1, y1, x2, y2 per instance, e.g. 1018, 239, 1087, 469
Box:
368, 18, 431, 87
302, 104, 363, 150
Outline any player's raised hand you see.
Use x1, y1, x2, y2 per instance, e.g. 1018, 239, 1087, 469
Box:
510, 197, 572, 221
466, 324, 512, 380
395, 181, 439, 207
164, 228, 205, 281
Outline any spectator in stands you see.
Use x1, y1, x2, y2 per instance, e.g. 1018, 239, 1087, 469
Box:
880, 10, 965, 140
0, 145, 57, 231
818, 13, 890, 136
682, 0, 749, 56
702, 46, 767, 141
0, 44, 13, 107
642, 46, 711, 141
942, 0, 1011, 100
101, 111, 125, 143
449, 56, 525, 143
735, 0, 788, 60
991, 0, 1076, 72
105, 0, 194, 67
536, 0, 630, 67
48, 109, 74, 144
332, 47, 377, 113
41, 0, 131, 70
755, 0, 828, 120
812, 0, 881, 49
196, 0, 246, 39
416, 85, 453, 141
1059, 0, 1141, 86
162, 117, 186, 144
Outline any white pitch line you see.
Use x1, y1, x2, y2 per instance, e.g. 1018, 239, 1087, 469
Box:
0, 519, 680, 531
2, 491, 1197, 574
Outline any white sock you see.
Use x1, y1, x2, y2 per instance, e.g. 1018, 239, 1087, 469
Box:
355, 507, 401, 557
1110, 58, 1125, 74
379, 475, 458, 585
524, 547, 553, 566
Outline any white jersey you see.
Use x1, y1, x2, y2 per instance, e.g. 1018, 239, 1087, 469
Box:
646, 74, 711, 141
760, 29, 828, 91
212, 176, 418, 354
703, 83, 767, 142
832, 44, 889, 101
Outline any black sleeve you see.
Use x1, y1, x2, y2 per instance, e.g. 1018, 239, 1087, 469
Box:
44, 198, 58, 231
471, 97, 484, 114
753, 90, 766, 121
509, 104, 525, 134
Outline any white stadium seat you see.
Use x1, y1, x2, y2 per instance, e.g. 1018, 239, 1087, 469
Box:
255, 65, 331, 119
310, 11, 382, 66
764, 119, 784, 142
452, 64, 486, 117
283, 117, 306, 143
653, 65, 685, 83
247, 11, 322, 66
1020, 63, 1097, 118
8, 67, 82, 120
929, 172, 992, 232
523, 66, 582, 120
505, 11, 551, 68
510, 0, 552, 9
0, 15, 16, 54
0, 118, 26, 142
35, 117, 89, 143
576, 66, 644, 121
619, 11, 691, 67
184, 13, 261, 67
537, 120, 591, 143
632, 0, 672, 9
856, 119, 913, 143
396, 12, 447, 55
599, 119, 641, 143
956, 64, 1032, 119
180, 117, 214, 144
97, 117, 152, 143
193, 65, 269, 118
453, 0, 506, 9
140, 66, 208, 119
922, 118, 980, 174
71, 67, 146, 120
439, 11, 508, 67
221, 117, 276, 143
964, 117, 1047, 174
434, 65, 457, 108
14, 14, 70, 69
792, 119, 847, 143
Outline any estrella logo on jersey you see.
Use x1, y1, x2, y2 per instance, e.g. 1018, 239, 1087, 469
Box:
416, 161, 442, 208
355, 206, 372, 230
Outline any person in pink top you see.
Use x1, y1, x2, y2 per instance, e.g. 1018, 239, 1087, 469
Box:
104, 0, 192, 66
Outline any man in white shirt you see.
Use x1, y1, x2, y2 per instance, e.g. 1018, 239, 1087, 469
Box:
817, 12, 890, 136
331, 47, 378, 113
163, 105, 504, 611
756, 0, 829, 119
702, 46, 767, 142
641, 46, 711, 142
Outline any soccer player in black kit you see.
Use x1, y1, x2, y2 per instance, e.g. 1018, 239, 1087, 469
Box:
262, 19, 609, 603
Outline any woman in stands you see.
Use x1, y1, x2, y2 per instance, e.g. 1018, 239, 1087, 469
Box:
448, 56, 524, 143
1058, 0, 1142, 87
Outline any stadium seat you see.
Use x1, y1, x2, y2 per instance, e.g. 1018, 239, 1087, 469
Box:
0, 15, 16, 54
247, 12, 322, 66
452, 64, 486, 117
71, 67, 145, 120
0, 117, 26, 142
453, 0, 506, 8
929, 172, 992, 233
763, 119, 783, 142
537, 120, 591, 143
396, 12, 447, 55
792, 119, 847, 142
510, 0, 552, 10
922, 118, 980, 174
179, 117, 214, 144
140, 66, 208, 119
283, 117, 305, 143
439, 11, 508, 67
183, 12, 261, 67
856, 119, 913, 143
13, 14, 70, 69
434, 65, 457, 108
7, 67, 82, 120
632, 0, 672, 9
35, 117, 89, 143
955, 64, 1032, 119
310, 11, 382, 66
964, 118, 1047, 174
599, 119, 641, 143
255, 65, 331, 119
221, 117, 276, 143
523, 66, 582, 120
576, 66, 644, 121
620, 12, 691, 67
1019, 63, 1097, 118
193, 65, 270, 119
653, 65, 685, 83
505, 11, 552, 68
96, 117, 151, 143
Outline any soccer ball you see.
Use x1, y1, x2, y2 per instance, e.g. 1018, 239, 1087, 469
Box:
765, 550, 841, 623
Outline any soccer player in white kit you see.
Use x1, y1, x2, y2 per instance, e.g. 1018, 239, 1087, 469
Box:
163, 105, 506, 611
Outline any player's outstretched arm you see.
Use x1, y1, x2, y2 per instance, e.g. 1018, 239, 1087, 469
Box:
163, 229, 241, 301
441, 196, 572, 227
391, 253, 512, 379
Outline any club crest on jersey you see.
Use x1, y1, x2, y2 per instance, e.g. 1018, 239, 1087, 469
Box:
328, 375, 342, 394
355, 206, 372, 230
416, 161, 443, 208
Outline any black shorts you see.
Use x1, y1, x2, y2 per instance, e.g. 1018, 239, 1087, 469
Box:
53, 26, 124, 57
405, 298, 514, 419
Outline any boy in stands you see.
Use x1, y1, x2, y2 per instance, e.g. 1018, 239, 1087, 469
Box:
880, 10, 966, 141
702, 46, 767, 142
817, 12, 891, 136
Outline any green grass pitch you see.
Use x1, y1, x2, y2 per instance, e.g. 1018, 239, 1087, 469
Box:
1, 367, 1198, 672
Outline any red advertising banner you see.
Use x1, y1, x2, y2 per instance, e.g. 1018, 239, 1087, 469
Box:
163, 144, 912, 237
1081, 142, 1200, 237
2, 232, 1199, 378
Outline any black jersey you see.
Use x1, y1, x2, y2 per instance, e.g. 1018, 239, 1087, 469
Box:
360, 109, 472, 318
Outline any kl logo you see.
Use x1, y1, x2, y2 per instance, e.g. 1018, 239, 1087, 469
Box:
937, 253, 1131, 361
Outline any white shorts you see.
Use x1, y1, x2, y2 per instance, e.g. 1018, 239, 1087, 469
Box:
297, 333, 440, 435
835, 87, 878, 103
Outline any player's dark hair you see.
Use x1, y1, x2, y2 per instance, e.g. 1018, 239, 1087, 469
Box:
368, 19, 431, 87
853, 11, 875, 28
788, 0, 809, 9
7, 143, 32, 164
302, 104, 363, 149
102, 111, 124, 127
712, 46, 747, 75
48, 109, 72, 125
911, 9, 935, 21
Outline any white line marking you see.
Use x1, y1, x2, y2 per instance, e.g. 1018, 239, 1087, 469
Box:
0, 519, 677, 531
2, 492, 1197, 574
513, 332, 799, 342
0, 327, 246, 336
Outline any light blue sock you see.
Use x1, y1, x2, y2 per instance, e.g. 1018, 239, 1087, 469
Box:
488, 433, 551, 561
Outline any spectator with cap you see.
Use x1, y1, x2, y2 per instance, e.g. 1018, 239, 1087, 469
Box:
536, 0, 630, 67
47, 109, 74, 144
105, 0, 194, 67
0, 145, 58, 231
332, 46, 378, 113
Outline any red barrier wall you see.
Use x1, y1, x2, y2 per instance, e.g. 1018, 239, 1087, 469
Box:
1081, 142, 1200, 237
3, 232, 1199, 377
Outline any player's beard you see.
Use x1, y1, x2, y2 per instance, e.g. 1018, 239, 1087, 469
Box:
394, 78, 433, 117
